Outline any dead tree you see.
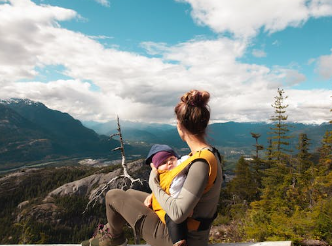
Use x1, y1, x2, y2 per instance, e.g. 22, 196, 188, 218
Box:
109, 115, 137, 182
84, 115, 144, 212
251, 132, 264, 159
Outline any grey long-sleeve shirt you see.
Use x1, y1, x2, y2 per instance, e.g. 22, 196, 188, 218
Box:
149, 150, 223, 246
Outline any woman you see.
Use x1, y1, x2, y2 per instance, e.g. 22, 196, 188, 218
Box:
82, 89, 223, 246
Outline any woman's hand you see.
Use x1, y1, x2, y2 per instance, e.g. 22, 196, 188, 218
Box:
150, 163, 157, 173
144, 193, 153, 207
149, 163, 160, 189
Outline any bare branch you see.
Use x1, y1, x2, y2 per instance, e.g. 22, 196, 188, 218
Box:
110, 133, 120, 139
83, 115, 146, 214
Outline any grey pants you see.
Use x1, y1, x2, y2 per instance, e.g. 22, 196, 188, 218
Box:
105, 189, 173, 246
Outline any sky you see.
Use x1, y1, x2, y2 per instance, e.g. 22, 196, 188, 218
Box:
0, 0, 332, 125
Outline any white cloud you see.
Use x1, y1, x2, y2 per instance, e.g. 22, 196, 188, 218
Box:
272, 40, 281, 46
270, 67, 307, 86
287, 89, 332, 124
252, 49, 267, 58
0, 79, 183, 123
0, 0, 331, 125
95, 0, 110, 7
88, 35, 114, 40
316, 53, 332, 80
178, 0, 332, 38
140, 42, 168, 55
284, 70, 307, 86
0, 0, 77, 80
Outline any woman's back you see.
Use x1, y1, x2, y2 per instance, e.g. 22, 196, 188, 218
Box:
186, 149, 222, 246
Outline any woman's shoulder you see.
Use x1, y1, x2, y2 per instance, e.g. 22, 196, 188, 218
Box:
187, 159, 210, 173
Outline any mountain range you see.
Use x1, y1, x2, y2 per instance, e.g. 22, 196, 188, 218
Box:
84, 118, 331, 157
1, 98, 331, 171
0, 99, 119, 170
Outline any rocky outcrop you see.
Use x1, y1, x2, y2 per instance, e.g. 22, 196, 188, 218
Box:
17, 202, 62, 225
14, 159, 150, 227
301, 240, 328, 246
45, 169, 122, 199
44, 159, 150, 202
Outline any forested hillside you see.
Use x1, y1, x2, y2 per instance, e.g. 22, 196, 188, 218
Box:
214, 89, 332, 246
0, 99, 120, 170
0, 161, 150, 244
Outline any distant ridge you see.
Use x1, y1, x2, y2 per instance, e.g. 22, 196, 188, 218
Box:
1, 98, 330, 171
0, 98, 43, 106
0, 98, 119, 169
85, 119, 331, 153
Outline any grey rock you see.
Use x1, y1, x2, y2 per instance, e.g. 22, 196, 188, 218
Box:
45, 159, 150, 201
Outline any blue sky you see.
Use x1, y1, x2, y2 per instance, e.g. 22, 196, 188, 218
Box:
0, 0, 332, 124
51, 0, 214, 48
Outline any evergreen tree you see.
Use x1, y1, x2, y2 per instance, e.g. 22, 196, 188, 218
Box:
318, 130, 332, 173
297, 133, 312, 173
318, 97, 332, 172
243, 95, 332, 244
292, 134, 315, 209
268, 88, 292, 161
228, 156, 256, 203
250, 132, 265, 195
266, 139, 273, 161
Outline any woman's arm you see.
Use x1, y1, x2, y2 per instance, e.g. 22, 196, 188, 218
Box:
149, 160, 209, 223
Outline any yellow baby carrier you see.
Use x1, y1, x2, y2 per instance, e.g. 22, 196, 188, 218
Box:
151, 148, 219, 231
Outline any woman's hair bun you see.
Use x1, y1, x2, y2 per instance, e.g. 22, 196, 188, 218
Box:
181, 89, 210, 107
175, 89, 211, 136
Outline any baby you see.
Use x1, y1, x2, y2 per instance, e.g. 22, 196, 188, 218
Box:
145, 144, 189, 246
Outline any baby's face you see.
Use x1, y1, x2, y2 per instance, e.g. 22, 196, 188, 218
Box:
157, 156, 178, 171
